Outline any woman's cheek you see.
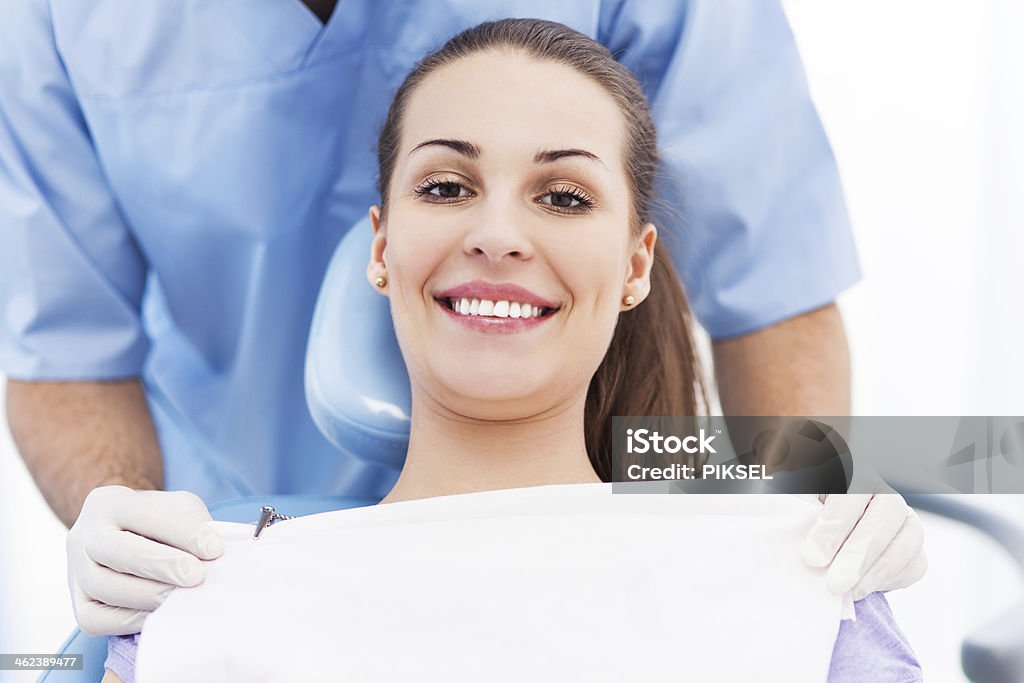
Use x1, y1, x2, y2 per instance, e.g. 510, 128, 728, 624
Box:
387, 234, 437, 298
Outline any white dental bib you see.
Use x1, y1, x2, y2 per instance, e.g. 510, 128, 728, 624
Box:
136, 484, 852, 682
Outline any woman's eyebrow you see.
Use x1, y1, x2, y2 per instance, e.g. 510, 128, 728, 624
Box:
407, 140, 606, 170
533, 148, 608, 169
408, 138, 480, 158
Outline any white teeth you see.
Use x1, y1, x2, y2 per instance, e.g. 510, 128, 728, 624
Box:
447, 298, 549, 319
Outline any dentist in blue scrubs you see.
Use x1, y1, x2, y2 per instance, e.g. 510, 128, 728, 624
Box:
0, 1, 925, 636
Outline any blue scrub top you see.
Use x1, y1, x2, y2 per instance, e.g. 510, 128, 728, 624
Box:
0, 1, 860, 504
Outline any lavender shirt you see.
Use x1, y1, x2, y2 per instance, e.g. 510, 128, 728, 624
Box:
106, 592, 921, 681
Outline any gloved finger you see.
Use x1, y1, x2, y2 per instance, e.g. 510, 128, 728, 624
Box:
852, 552, 928, 602
78, 558, 179, 611
137, 489, 214, 523
849, 512, 927, 599
801, 494, 873, 567
824, 494, 910, 595
113, 494, 224, 560
86, 527, 206, 586
73, 581, 151, 638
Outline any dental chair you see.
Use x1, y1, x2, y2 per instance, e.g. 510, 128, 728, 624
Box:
41, 219, 1024, 683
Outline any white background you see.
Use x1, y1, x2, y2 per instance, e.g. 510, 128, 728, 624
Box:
2, 1, 1023, 681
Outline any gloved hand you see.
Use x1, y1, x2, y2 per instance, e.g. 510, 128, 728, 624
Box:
67, 485, 225, 636
802, 485, 927, 600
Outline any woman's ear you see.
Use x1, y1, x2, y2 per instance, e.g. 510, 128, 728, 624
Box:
366, 205, 388, 293
622, 223, 657, 308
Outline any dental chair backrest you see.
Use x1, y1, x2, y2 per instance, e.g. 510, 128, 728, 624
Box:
304, 215, 412, 469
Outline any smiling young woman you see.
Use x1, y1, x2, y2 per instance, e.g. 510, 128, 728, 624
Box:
367, 21, 707, 498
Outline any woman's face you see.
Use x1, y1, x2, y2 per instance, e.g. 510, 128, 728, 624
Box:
368, 50, 656, 420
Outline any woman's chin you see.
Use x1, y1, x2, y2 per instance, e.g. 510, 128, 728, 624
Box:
436, 375, 561, 417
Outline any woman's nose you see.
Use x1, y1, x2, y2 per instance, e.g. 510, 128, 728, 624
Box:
462, 197, 535, 263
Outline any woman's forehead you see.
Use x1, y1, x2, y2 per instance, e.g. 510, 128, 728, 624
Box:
399, 50, 626, 169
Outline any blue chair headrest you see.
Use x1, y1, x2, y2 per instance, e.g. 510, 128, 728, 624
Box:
305, 216, 412, 469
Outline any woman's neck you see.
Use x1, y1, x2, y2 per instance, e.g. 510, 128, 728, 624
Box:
379, 390, 600, 504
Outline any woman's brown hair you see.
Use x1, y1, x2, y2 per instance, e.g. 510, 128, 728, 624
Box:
376, 18, 708, 480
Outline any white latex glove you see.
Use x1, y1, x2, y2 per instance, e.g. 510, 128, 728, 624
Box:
67, 485, 225, 636
802, 485, 927, 601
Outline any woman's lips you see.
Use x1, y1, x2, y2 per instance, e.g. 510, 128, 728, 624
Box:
436, 280, 559, 310
434, 297, 557, 334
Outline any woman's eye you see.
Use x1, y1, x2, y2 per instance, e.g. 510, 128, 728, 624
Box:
416, 180, 472, 201
431, 182, 466, 198
543, 192, 579, 208
539, 187, 595, 212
